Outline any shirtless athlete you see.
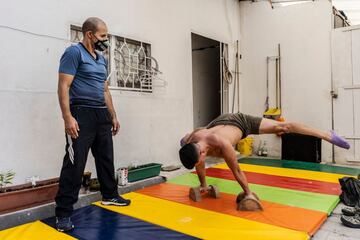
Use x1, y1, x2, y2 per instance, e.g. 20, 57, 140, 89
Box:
179, 113, 350, 201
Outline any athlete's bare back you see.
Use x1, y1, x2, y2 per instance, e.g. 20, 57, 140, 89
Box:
185, 125, 242, 158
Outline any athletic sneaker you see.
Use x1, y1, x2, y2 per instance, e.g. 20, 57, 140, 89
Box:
56, 217, 74, 232
342, 206, 360, 216
101, 195, 131, 206
341, 213, 360, 228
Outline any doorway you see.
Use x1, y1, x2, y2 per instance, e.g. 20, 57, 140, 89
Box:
191, 33, 222, 128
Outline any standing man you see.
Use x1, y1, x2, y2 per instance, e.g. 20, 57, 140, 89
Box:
55, 17, 130, 232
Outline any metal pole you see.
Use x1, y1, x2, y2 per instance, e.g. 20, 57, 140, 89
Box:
220, 42, 223, 114
330, 32, 336, 164
236, 40, 240, 112
275, 58, 279, 108
266, 57, 269, 111
278, 44, 282, 110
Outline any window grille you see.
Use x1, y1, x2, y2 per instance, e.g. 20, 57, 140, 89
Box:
70, 25, 164, 92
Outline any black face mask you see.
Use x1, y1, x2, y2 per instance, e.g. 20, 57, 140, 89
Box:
93, 36, 109, 52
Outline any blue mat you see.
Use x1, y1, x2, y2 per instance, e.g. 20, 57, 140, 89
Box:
42, 205, 198, 240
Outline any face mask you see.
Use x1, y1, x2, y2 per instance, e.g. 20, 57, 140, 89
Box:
93, 35, 109, 52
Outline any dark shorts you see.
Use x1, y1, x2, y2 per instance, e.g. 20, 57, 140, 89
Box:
206, 113, 262, 139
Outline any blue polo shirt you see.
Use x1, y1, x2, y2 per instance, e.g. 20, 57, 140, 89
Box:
59, 43, 108, 107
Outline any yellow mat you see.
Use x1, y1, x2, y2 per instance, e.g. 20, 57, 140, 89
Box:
0, 220, 75, 240
95, 192, 309, 240
214, 163, 351, 183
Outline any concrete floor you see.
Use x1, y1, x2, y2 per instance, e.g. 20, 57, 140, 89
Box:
313, 203, 360, 240
312, 161, 360, 239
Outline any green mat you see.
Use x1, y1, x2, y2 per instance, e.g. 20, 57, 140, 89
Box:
168, 173, 339, 214
239, 157, 360, 176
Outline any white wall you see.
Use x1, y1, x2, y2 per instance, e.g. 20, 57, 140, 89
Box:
0, 0, 241, 184
239, 0, 333, 161
332, 25, 360, 163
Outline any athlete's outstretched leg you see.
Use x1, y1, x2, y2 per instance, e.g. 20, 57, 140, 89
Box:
258, 118, 350, 149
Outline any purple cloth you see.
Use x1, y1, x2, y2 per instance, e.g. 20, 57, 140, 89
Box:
331, 131, 350, 149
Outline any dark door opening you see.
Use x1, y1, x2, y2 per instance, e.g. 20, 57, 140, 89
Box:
191, 33, 221, 128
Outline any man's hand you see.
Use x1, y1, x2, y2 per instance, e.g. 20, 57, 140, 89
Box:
64, 116, 79, 139
199, 185, 209, 193
111, 117, 120, 136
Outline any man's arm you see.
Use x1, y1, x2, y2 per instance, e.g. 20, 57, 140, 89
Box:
195, 160, 207, 188
58, 73, 79, 138
104, 81, 120, 135
220, 139, 252, 195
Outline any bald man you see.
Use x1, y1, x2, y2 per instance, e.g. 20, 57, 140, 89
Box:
179, 113, 350, 205
55, 17, 130, 232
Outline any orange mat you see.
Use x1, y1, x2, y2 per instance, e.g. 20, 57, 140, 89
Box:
137, 182, 327, 236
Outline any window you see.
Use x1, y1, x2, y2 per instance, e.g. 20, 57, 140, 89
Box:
70, 25, 160, 92
112, 37, 153, 92
70, 25, 111, 75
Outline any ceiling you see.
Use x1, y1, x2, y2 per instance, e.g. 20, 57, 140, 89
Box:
332, 0, 360, 26
240, 0, 360, 26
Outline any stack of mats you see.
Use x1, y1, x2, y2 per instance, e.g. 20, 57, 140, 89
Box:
1, 157, 360, 240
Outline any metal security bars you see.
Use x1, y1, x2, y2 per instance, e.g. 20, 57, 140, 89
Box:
70, 25, 82, 42
70, 25, 111, 75
70, 25, 164, 92
112, 37, 153, 92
